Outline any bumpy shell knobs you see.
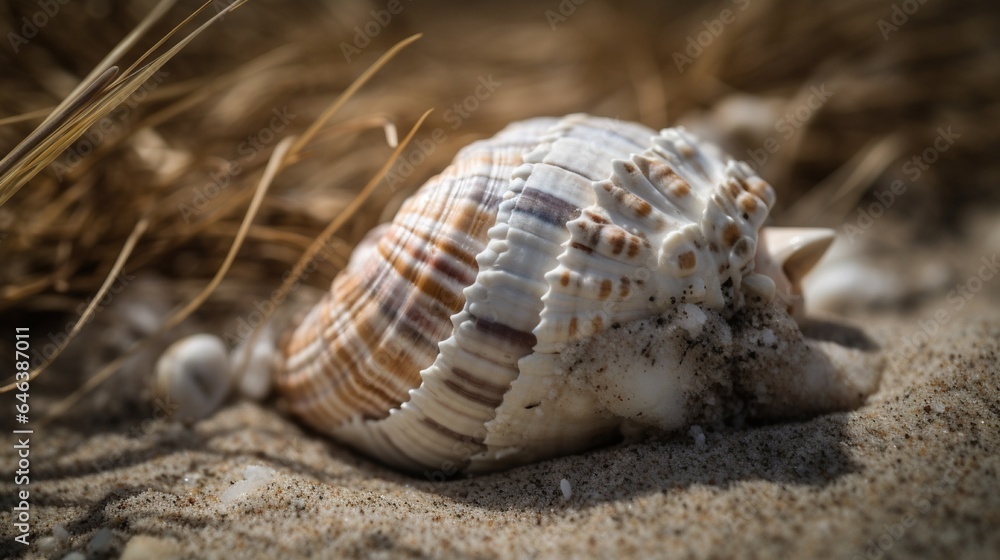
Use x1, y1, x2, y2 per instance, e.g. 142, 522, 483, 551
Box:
274, 114, 880, 475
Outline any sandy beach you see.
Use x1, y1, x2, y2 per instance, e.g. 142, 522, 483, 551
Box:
1, 1, 998, 558
3, 253, 998, 559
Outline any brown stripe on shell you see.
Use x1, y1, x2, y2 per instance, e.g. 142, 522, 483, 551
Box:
599, 278, 613, 299
619, 276, 631, 298
276, 134, 531, 433
473, 317, 538, 349
443, 378, 505, 408
650, 160, 691, 197
583, 209, 609, 224
451, 366, 512, 395
678, 251, 696, 271
516, 186, 582, 227
608, 228, 626, 255
421, 416, 484, 446
723, 222, 741, 247
627, 237, 641, 258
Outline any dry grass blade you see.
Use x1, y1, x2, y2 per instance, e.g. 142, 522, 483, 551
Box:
287, 33, 423, 159
0, 107, 53, 127
282, 108, 434, 295
38, 0, 177, 128
115, 0, 222, 82
0, 215, 150, 392
37, 136, 294, 427
231, 109, 434, 377
0, 66, 119, 182
59, 46, 300, 185
161, 138, 295, 334
37, 49, 426, 415
783, 134, 905, 227
0, 0, 249, 208
136, 46, 301, 133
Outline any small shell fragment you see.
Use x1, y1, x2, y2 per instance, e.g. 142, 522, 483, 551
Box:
689, 425, 707, 448
560, 478, 573, 501
229, 324, 276, 401
221, 464, 277, 504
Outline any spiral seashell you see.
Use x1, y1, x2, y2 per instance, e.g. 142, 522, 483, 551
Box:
275, 114, 879, 474
155, 334, 230, 421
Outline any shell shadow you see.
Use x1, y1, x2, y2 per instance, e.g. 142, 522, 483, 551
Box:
799, 317, 881, 351
17, 313, 882, 524
396, 409, 861, 511
393, 317, 885, 511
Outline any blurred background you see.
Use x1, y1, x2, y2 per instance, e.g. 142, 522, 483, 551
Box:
0, 0, 998, 418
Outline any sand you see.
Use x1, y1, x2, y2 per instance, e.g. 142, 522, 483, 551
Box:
0, 1, 998, 556
3, 284, 998, 559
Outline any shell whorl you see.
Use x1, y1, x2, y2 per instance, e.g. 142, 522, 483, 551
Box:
278, 120, 540, 429
276, 114, 778, 473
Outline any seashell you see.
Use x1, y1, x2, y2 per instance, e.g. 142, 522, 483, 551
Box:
229, 322, 277, 401
155, 334, 230, 421
275, 114, 881, 474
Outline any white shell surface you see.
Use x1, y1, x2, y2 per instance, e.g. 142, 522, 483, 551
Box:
276, 114, 794, 474
156, 334, 230, 421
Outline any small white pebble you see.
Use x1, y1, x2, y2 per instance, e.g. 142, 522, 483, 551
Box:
760, 328, 777, 346
560, 478, 573, 501
36, 536, 59, 555
230, 327, 275, 401
87, 528, 114, 554
120, 535, 182, 560
221, 464, 277, 504
676, 304, 707, 337
931, 401, 946, 413
383, 121, 399, 148
52, 523, 71, 542
689, 425, 707, 447
244, 464, 277, 482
